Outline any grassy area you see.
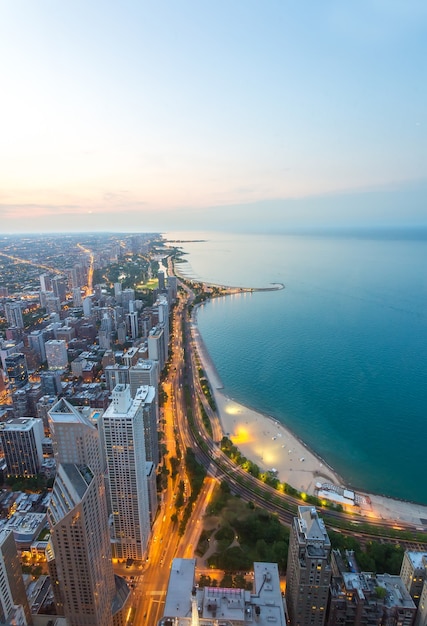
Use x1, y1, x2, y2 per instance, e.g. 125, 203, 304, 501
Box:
196, 482, 289, 573
196, 483, 408, 576
136, 278, 158, 290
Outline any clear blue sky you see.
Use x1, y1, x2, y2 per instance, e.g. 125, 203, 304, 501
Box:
0, 0, 426, 233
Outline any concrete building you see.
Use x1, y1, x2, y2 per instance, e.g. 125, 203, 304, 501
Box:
82, 296, 93, 317
401, 551, 427, 607
161, 559, 286, 626
100, 384, 151, 561
416, 581, 427, 626
0, 529, 32, 625
121, 288, 135, 311
47, 398, 128, 626
167, 275, 178, 301
45, 295, 61, 314
54, 326, 75, 344
3, 512, 47, 551
4, 302, 24, 329
40, 371, 62, 396
104, 364, 130, 391
157, 271, 165, 291
117, 322, 127, 345
12, 389, 29, 417
285, 506, 332, 626
329, 550, 416, 626
72, 287, 82, 307
146, 462, 158, 524
28, 330, 47, 363
129, 359, 159, 395
5, 352, 28, 391
51, 276, 67, 303
0, 417, 44, 477
126, 311, 139, 340
39, 273, 52, 293
148, 325, 167, 372
0, 340, 24, 370
122, 347, 140, 368
45, 340, 68, 371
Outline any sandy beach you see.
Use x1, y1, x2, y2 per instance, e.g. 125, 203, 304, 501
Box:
192, 308, 427, 528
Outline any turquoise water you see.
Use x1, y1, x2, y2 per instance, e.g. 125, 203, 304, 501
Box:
166, 230, 427, 504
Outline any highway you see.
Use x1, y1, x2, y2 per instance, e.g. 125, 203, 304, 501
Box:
130, 287, 207, 625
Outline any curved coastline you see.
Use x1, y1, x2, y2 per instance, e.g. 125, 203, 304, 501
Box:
190, 287, 427, 528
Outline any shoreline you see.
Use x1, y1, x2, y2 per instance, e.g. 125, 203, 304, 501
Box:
191, 303, 427, 528
169, 251, 427, 528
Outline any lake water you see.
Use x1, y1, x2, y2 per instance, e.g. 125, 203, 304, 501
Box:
166, 229, 427, 504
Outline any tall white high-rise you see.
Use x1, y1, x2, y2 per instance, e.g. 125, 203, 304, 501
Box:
129, 364, 159, 464
47, 398, 126, 626
100, 384, 151, 561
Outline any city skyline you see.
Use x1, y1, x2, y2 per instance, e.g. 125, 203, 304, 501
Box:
1, 1, 426, 234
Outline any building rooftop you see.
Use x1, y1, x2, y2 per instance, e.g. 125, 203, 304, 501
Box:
49, 397, 95, 426
160, 560, 286, 626
132, 359, 154, 370
405, 551, 427, 570
61, 463, 94, 499
163, 558, 196, 618
342, 572, 416, 610
298, 506, 330, 545
3, 511, 47, 543
134, 385, 155, 404
1, 417, 40, 431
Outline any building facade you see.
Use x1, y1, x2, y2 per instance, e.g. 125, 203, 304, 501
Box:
5, 353, 28, 391
100, 384, 151, 561
329, 550, 416, 626
285, 506, 332, 626
45, 340, 68, 370
401, 551, 427, 607
47, 398, 118, 626
0, 417, 44, 477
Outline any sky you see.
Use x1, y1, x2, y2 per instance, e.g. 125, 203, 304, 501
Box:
0, 0, 426, 233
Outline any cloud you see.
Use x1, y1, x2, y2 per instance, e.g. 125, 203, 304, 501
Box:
0, 178, 426, 234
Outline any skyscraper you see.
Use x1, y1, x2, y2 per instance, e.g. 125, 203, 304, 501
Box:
4, 302, 24, 329
47, 398, 120, 626
0, 417, 44, 477
401, 551, 427, 607
126, 310, 139, 340
51, 275, 67, 303
45, 340, 68, 370
5, 352, 28, 391
39, 273, 52, 293
285, 506, 332, 626
147, 325, 166, 371
0, 529, 32, 625
28, 330, 47, 363
128, 359, 159, 396
157, 270, 165, 290
100, 384, 151, 561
